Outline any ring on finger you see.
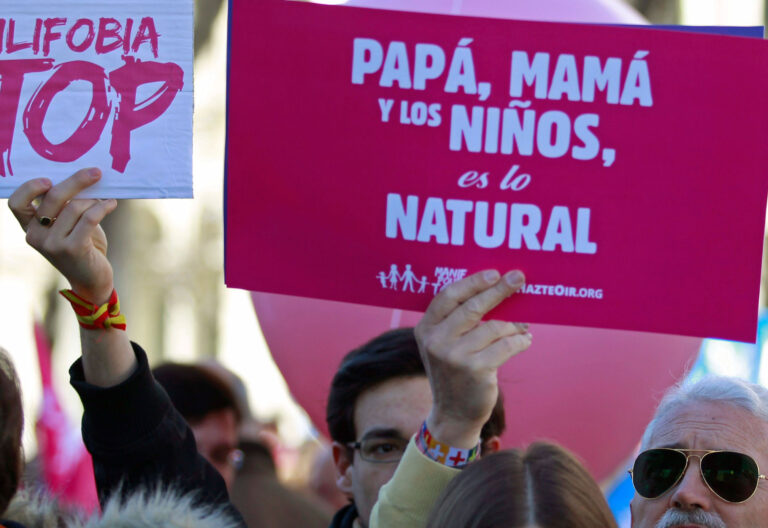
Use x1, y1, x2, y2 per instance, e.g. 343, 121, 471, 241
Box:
37, 215, 57, 227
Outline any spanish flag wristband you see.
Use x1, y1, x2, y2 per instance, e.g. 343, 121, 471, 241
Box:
59, 289, 127, 331
416, 420, 480, 468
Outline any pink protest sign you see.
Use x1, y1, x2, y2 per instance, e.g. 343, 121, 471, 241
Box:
225, 0, 768, 342
0, 1, 193, 198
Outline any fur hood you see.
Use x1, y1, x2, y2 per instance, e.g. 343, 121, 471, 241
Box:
3, 488, 242, 528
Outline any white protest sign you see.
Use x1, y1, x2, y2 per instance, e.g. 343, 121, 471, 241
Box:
0, 1, 193, 198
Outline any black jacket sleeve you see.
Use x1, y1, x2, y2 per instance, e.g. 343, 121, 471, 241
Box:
69, 342, 246, 526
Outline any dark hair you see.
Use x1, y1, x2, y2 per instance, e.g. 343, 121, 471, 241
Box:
326, 328, 505, 445
153, 363, 242, 425
0, 348, 24, 513
482, 389, 505, 448
426, 443, 618, 528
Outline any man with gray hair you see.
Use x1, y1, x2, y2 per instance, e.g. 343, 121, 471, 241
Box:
630, 375, 768, 528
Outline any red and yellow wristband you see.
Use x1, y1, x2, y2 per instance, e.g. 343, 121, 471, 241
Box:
59, 289, 126, 331
416, 420, 480, 468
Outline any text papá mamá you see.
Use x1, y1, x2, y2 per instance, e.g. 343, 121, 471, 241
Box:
0, 17, 183, 176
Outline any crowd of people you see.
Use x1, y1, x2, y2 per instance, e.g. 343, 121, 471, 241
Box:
2, 168, 767, 527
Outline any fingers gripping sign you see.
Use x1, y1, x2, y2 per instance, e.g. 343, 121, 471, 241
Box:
8, 167, 136, 387
415, 269, 531, 450
8, 168, 117, 305
7, 177, 52, 229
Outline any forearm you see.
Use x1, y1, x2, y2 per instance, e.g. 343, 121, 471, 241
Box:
69, 282, 136, 388
79, 326, 137, 387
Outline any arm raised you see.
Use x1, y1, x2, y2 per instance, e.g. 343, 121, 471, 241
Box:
9, 168, 135, 387
417, 269, 530, 449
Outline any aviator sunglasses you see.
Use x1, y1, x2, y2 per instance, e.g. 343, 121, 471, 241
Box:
630, 448, 767, 503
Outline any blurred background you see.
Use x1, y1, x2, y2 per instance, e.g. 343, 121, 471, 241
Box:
1, 0, 767, 525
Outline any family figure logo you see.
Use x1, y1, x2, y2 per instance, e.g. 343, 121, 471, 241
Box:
376, 265, 467, 295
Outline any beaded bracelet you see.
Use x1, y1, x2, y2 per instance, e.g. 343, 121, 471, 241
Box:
415, 420, 480, 468
59, 289, 126, 331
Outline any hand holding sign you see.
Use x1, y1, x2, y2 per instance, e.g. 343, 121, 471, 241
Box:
8, 168, 135, 387
416, 269, 531, 449
8, 168, 116, 304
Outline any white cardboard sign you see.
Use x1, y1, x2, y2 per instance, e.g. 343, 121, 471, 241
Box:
0, 1, 193, 198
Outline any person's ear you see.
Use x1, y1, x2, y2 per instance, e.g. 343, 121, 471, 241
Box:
332, 441, 354, 494
482, 435, 502, 454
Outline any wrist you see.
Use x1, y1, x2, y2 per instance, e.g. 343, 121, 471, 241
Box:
426, 412, 483, 450
60, 288, 126, 331
416, 420, 480, 468
69, 286, 114, 306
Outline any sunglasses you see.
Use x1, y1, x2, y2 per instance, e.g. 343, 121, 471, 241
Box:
630, 448, 767, 503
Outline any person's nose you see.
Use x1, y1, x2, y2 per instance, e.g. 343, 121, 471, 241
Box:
668, 457, 714, 512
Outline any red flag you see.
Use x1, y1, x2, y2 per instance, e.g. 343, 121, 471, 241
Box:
34, 321, 98, 513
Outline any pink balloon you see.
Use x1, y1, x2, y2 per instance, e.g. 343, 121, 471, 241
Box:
252, 292, 699, 481
252, 0, 695, 482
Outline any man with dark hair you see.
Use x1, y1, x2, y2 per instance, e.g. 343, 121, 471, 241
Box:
0, 348, 24, 517
152, 363, 243, 489
326, 327, 505, 528
155, 363, 332, 528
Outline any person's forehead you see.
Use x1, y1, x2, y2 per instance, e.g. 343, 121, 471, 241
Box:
353, 375, 432, 438
649, 401, 768, 454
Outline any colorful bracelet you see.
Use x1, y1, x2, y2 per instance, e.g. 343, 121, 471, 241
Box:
59, 289, 126, 331
416, 420, 480, 468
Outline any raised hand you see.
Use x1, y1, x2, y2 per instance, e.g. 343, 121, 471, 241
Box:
8, 168, 134, 387
8, 168, 117, 304
415, 270, 531, 449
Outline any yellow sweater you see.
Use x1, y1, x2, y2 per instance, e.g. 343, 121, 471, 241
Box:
370, 437, 460, 528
